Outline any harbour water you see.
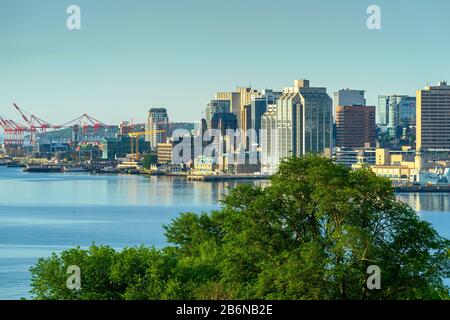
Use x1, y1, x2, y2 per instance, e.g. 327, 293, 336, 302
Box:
0, 167, 449, 300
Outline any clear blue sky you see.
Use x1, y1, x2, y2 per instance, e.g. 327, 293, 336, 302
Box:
1, 0, 449, 124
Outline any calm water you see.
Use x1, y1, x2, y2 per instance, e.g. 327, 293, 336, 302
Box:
0, 167, 449, 299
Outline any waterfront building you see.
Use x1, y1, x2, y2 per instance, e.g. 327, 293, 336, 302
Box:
333, 147, 376, 168
335, 105, 376, 148
157, 142, 173, 164
193, 155, 217, 174
145, 108, 169, 150
102, 135, 144, 160
416, 81, 450, 151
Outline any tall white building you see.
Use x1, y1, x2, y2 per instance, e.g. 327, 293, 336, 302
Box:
262, 80, 332, 174
145, 108, 169, 150
261, 105, 278, 174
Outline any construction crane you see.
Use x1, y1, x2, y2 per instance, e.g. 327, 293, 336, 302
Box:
128, 130, 165, 161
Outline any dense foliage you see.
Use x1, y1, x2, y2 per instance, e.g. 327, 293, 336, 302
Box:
30, 155, 450, 300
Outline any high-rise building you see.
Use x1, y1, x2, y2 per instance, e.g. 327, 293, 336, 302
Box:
275, 80, 332, 161
416, 81, 450, 151
335, 105, 376, 148
238, 87, 261, 134
378, 95, 416, 137
398, 97, 416, 127
261, 89, 282, 104
276, 91, 299, 159
215, 87, 260, 131
249, 97, 268, 146
333, 89, 366, 117
261, 105, 278, 174
295, 81, 333, 156
205, 100, 230, 129
211, 112, 238, 135
145, 108, 169, 150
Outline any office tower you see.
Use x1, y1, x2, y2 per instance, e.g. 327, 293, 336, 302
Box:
398, 97, 416, 126
145, 108, 169, 150
210, 112, 238, 135
335, 105, 376, 148
261, 105, 278, 174
378, 95, 416, 137
215, 87, 260, 131
294, 81, 333, 156
333, 89, 366, 117
205, 100, 230, 129
249, 97, 268, 146
416, 81, 450, 151
238, 87, 261, 133
261, 89, 282, 105
275, 80, 332, 160
276, 91, 299, 160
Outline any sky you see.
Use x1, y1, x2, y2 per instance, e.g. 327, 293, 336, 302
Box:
1, 0, 450, 125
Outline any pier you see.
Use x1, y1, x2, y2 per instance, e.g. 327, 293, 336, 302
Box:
186, 174, 271, 182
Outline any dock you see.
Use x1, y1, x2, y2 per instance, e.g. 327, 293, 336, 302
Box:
187, 174, 271, 182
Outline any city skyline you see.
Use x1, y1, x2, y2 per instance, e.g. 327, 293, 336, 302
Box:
1, 0, 450, 124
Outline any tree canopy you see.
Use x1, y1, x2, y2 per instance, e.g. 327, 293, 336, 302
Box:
30, 155, 450, 300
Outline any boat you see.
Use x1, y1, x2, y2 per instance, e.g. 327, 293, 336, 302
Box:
63, 166, 86, 173
23, 164, 63, 173
95, 166, 119, 174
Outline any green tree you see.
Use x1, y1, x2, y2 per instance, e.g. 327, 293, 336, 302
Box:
141, 153, 157, 169
30, 155, 450, 300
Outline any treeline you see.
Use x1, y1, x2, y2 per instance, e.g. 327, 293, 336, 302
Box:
30, 156, 450, 300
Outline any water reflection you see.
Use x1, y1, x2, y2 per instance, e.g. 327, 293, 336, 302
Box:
397, 193, 450, 212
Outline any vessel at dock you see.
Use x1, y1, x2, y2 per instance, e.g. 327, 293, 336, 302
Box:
23, 164, 64, 173
63, 166, 86, 173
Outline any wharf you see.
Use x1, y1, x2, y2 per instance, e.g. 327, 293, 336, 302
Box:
187, 174, 271, 182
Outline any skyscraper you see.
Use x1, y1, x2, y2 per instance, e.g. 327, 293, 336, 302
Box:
294, 81, 333, 156
378, 95, 416, 137
211, 112, 238, 136
215, 87, 260, 131
274, 80, 332, 161
416, 81, 450, 151
276, 91, 299, 160
261, 105, 278, 174
249, 97, 268, 146
205, 100, 230, 129
145, 108, 169, 150
333, 89, 366, 117
335, 105, 376, 148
